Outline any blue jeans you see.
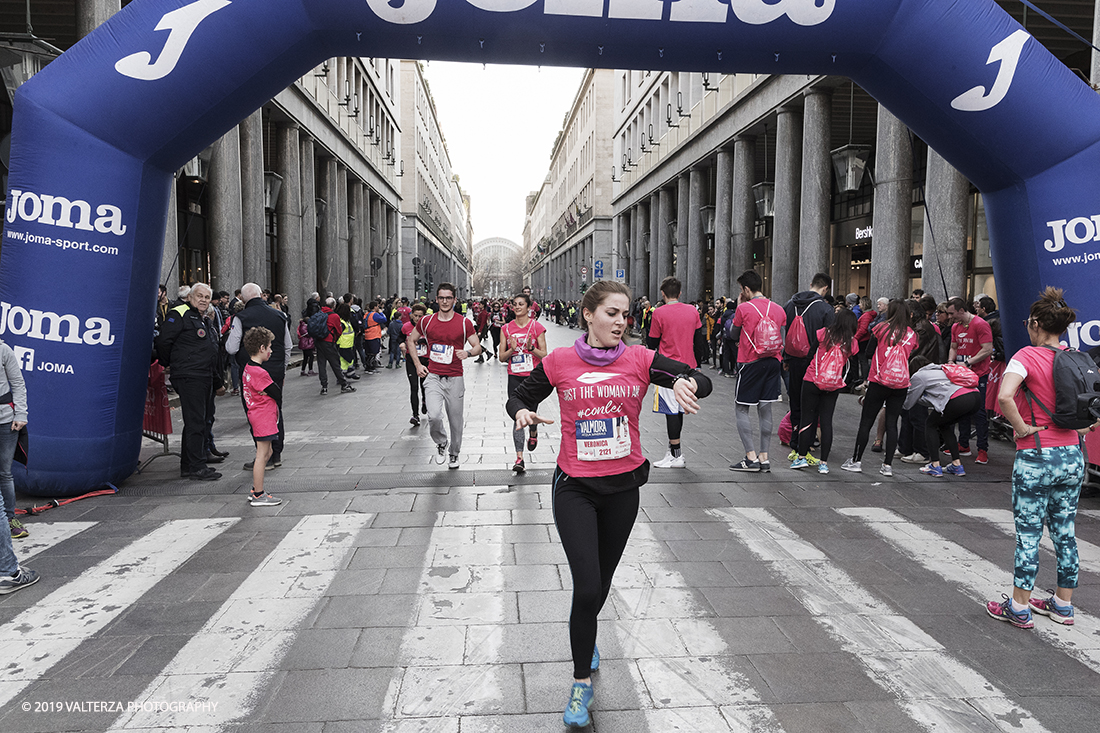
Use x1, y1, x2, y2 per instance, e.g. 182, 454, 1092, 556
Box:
0, 422, 20, 575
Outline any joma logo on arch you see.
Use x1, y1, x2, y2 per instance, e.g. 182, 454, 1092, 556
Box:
5, 189, 127, 236
0, 302, 115, 346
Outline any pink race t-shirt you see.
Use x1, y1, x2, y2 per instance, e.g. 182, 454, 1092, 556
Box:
649, 302, 701, 368
542, 344, 653, 478
804, 327, 858, 385
243, 363, 279, 437
951, 316, 994, 377
501, 318, 547, 376
868, 323, 917, 386
402, 320, 428, 359
412, 312, 476, 377
732, 298, 786, 363
1006, 346, 1081, 450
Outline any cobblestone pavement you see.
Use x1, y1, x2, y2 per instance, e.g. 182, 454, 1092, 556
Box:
3, 321, 1099, 732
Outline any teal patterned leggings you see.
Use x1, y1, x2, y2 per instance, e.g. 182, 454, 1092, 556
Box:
1012, 445, 1084, 592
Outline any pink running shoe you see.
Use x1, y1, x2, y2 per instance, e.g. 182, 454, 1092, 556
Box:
986, 594, 1034, 629
1029, 593, 1074, 625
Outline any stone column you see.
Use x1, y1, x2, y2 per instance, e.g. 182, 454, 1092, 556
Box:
77, 0, 119, 38
276, 123, 303, 318
239, 110, 266, 285
299, 136, 318, 296
686, 167, 705, 302
316, 158, 336, 296
209, 126, 243, 294
870, 105, 913, 300
388, 208, 399, 297
349, 182, 367, 298
799, 88, 832, 287
658, 186, 674, 286
629, 205, 641, 292
922, 148, 970, 303
676, 173, 690, 285
335, 165, 349, 295
714, 146, 733, 300
616, 213, 629, 283
160, 178, 178, 291
637, 201, 649, 300
772, 106, 803, 304
731, 135, 756, 279
649, 191, 661, 299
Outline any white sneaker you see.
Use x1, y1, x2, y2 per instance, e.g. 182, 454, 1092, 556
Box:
841, 459, 862, 473
893, 449, 905, 459
448, 454, 461, 470
901, 453, 929, 464
653, 451, 686, 468
879, 463, 893, 477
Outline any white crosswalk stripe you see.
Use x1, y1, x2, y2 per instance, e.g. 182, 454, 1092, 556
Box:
956, 507, 1100, 569
107, 513, 372, 730
617, 523, 784, 732
711, 508, 1056, 733
840, 507, 1100, 675
0, 518, 239, 711
380, 517, 510, 729
13, 521, 97, 563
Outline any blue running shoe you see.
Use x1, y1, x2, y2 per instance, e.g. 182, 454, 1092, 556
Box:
1029, 592, 1075, 625
590, 644, 600, 672
919, 463, 943, 477
986, 594, 1034, 629
563, 682, 594, 728
944, 463, 966, 476
789, 456, 809, 470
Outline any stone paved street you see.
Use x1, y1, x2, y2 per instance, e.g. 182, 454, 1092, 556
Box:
3, 321, 1099, 733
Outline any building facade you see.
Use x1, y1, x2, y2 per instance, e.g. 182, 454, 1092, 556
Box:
601, 2, 1100, 313
523, 69, 616, 303
398, 61, 472, 300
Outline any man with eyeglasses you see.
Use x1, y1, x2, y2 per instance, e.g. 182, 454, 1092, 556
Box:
406, 283, 484, 469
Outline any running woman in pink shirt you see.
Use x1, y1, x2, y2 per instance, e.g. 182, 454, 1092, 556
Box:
499, 293, 547, 473
506, 281, 712, 729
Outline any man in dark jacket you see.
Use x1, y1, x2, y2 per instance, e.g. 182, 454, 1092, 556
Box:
226, 283, 294, 469
719, 300, 738, 377
783, 273, 835, 442
155, 283, 222, 481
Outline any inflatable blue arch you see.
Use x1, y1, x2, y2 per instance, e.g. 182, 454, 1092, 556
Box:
3, 0, 1099, 495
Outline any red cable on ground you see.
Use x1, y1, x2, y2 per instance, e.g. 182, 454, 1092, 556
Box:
14, 486, 119, 516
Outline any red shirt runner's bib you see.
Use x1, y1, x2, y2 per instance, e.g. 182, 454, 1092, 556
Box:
541, 344, 653, 478
649, 302, 701, 368
951, 316, 994, 377
415, 313, 475, 377
502, 318, 547, 376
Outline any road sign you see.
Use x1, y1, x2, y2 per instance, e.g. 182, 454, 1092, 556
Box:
580, 266, 587, 275
615, 269, 626, 282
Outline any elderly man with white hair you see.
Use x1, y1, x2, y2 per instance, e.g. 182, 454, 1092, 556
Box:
155, 283, 222, 481
226, 283, 293, 470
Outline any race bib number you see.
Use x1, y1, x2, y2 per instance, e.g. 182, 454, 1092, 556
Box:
511, 353, 534, 374
430, 343, 454, 364
575, 417, 631, 461
416, 343, 428, 357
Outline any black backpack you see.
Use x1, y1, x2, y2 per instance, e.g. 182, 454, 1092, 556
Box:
306, 310, 331, 340
1023, 345, 1100, 432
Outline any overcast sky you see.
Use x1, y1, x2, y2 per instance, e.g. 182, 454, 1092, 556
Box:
420, 62, 586, 249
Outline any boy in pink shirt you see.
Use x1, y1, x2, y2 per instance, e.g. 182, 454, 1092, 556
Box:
242, 327, 282, 507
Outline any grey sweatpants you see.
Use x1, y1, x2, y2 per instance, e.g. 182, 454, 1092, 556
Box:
425, 373, 466, 456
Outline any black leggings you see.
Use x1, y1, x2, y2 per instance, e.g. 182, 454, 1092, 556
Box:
300, 348, 315, 371
797, 383, 840, 461
853, 382, 907, 464
665, 413, 683, 441
552, 467, 639, 679
406, 366, 426, 416
928, 391, 982, 462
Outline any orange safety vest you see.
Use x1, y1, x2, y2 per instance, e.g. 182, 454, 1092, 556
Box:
364, 313, 382, 340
